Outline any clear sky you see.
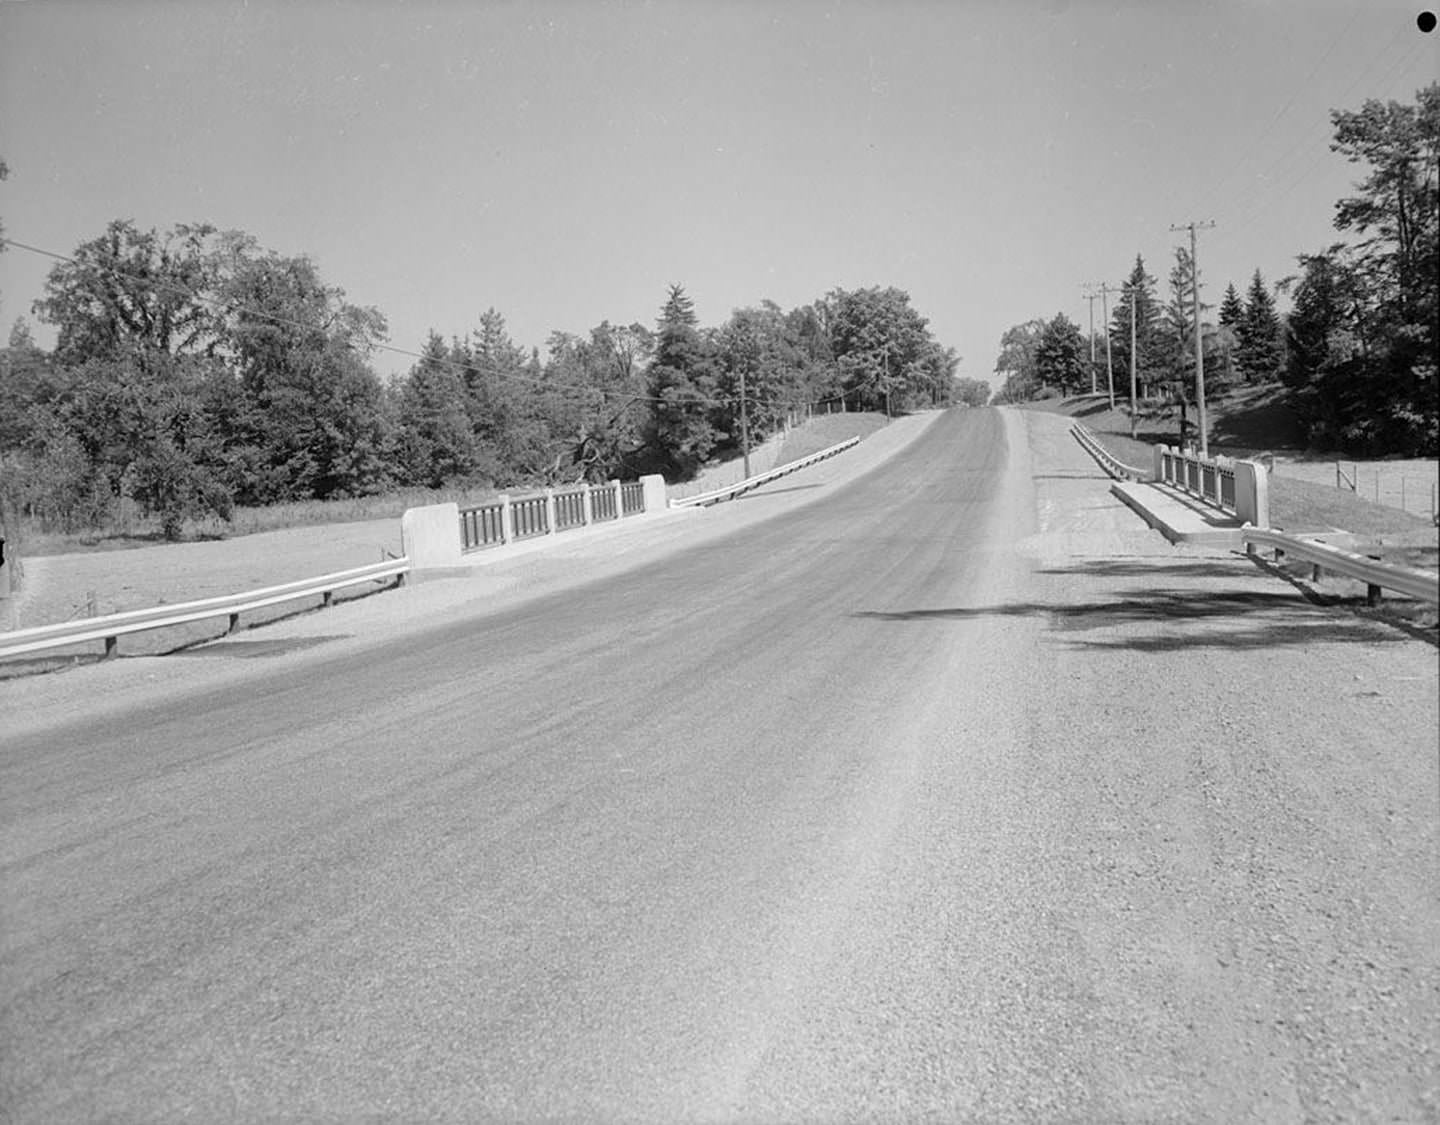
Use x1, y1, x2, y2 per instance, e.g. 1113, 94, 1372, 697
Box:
1, 1, 1436, 387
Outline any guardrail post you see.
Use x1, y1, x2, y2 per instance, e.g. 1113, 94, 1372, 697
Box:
228, 612, 240, 634
581, 484, 593, 525
544, 489, 556, 535
322, 590, 334, 608
500, 495, 512, 542
104, 635, 117, 659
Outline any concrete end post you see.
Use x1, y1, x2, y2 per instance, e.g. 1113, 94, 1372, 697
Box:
544, 489, 556, 535
640, 473, 668, 513
581, 483, 593, 525
610, 479, 622, 519
500, 495, 512, 542
400, 502, 463, 568
1234, 461, 1270, 529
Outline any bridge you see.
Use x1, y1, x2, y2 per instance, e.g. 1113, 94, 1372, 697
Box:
2, 407, 1435, 1121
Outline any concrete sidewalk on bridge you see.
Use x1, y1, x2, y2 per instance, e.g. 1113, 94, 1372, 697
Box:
1109, 479, 1245, 548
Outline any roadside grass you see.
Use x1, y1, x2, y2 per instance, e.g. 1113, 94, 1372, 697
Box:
1019, 390, 1438, 544
17, 485, 506, 558
774, 411, 890, 467
15, 412, 899, 559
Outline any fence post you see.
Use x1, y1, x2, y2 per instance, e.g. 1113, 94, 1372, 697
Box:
500, 495, 512, 542
544, 489, 557, 535
611, 479, 622, 519
581, 483, 593, 526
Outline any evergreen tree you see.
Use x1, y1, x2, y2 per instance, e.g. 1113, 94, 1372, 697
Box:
1107, 256, 1166, 400
1218, 283, 1245, 329
1162, 246, 1210, 398
1034, 314, 1088, 396
1237, 270, 1283, 383
642, 285, 719, 479
395, 331, 478, 487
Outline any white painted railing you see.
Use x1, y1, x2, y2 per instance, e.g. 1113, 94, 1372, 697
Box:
670, 437, 861, 509
1070, 423, 1148, 482
0, 558, 411, 661
1243, 528, 1438, 605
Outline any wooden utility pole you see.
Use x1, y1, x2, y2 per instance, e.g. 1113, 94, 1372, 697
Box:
1081, 287, 1101, 393
1170, 220, 1216, 456
739, 364, 751, 479
1129, 286, 1138, 439
1097, 282, 1118, 410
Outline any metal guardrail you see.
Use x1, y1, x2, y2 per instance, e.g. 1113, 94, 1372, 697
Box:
0, 558, 412, 661
1243, 528, 1439, 605
460, 479, 643, 552
670, 437, 861, 508
1070, 423, 1149, 482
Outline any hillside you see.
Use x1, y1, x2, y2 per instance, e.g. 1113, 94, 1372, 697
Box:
1017, 390, 1437, 543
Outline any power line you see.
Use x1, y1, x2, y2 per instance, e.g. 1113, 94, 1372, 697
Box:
1202, 8, 1368, 218
1210, 25, 1422, 249
1221, 35, 1430, 243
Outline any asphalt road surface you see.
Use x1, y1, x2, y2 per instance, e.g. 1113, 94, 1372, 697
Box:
2, 407, 1436, 1123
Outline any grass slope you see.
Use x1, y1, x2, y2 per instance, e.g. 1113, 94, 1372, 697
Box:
774, 412, 891, 468
1020, 390, 1436, 542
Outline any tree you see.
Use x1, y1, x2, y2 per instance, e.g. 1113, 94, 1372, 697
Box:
826, 286, 935, 413
641, 284, 720, 478
1237, 269, 1283, 383
33, 220, 225, 368
1325, 83, 1439, 453
1034, 314, 1088, 396
1161, 246, 1212, 398
541, 321, 654, 482
1218, 283, 1245, 330
393, 331, 479, 487
992, 318, 1046, 402
1331, 83, 1440, 324
952, 377, 991, 408
219, 248, 391, 501
1107, 256, 1166, 400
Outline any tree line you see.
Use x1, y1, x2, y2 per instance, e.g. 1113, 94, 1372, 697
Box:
0, 214, 959, 538
992, 83, 1438, 457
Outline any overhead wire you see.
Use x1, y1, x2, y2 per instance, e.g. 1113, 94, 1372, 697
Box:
1223, 36, 1428, 245
1201, 7, 1368, 219
1, 234, 872, 415
1211, 23, 1423, 249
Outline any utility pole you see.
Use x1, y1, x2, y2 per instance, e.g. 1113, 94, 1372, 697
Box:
1169, 220, 1216, 456
739, 364, 751, 479
1129, 284, 1138, 440
1081, 287, 1101, 393
1097, 282, 1118, 410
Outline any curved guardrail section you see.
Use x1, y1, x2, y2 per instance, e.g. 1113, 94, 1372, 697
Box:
0, 558, 412, 661
1243, 528, 1438, 605
1070, 423, 1149, 482
671, 437, 861, 509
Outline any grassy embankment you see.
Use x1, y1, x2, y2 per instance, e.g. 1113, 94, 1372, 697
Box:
16, 411, 896, 558
1026, 386, 1436, 542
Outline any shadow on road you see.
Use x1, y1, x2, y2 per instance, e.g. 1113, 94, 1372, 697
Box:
1036, 558, 1253, 580
852, 588, 1410, 650
738, 484, 825, 500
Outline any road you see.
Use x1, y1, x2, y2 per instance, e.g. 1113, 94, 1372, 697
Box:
2, 407, 1436, 1123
